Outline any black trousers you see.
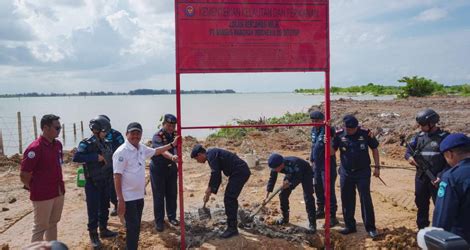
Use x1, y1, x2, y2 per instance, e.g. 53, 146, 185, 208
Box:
84, 179, 110, 231
279, 172, 316, 222
339, 167, 376, 232
150, 161, 178, 224
225, 171, 250, 225
415, 175, 437, 229
125, 199, 144, 250
314, 159, 338, 216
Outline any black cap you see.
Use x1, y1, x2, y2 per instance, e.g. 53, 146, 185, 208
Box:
126, 122, 142, 132
164, 114, 177, 124
268, 153, 284, 169
309, 111, 325, 120
343, 115, 359, 128
191, 144, 205, 158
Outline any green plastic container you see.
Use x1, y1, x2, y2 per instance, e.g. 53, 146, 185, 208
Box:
77, 166, 86, 187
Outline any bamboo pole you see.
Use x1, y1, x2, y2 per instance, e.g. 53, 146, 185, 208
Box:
33, 116, 38, 139
17, 112, 22, 154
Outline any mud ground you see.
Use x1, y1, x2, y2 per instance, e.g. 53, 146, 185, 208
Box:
1, 96, 469, 249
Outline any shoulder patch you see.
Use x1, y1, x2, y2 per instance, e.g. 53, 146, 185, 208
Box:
27, 151, 36, 159
437, 181, 448, 198
118, 156, 124, 162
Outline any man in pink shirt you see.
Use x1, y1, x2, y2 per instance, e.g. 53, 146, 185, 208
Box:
20, 114, 65, 242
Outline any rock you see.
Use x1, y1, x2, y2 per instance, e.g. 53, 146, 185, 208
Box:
189, 193, 194, 197
8, 198, 16, 204
2, 207, 9, 212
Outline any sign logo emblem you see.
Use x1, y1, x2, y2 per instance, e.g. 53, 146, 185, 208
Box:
185, 6, 195, 17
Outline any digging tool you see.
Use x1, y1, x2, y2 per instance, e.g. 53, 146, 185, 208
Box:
198, 201, 211, 220
244, 185, 283, 223
376, 176, 387, 186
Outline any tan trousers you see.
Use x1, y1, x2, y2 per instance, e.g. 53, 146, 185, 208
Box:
31, 195, 64, 242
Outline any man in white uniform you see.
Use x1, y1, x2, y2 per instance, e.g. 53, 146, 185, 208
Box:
113, 122, 179, 250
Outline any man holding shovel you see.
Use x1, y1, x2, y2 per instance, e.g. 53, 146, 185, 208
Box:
191, 144, 251, 239
266, 153, 317, 233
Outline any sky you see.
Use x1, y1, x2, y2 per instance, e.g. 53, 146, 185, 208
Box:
0, 0, 469, 94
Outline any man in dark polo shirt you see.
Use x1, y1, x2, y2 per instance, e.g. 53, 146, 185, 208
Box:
20, 114, 65, 242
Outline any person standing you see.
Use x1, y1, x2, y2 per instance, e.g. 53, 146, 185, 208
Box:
98, 114, 125, 217
150, 114, 179, 232
266, 153, 317, 233
333, 114, 380, 238
432, 133, 470, 243
309, 111, 339, 227
405, 109, 449, 229
113, 122, 179, 250
191, 145, 251, 238
73, 117, 117, 248
20, 114, 65, 242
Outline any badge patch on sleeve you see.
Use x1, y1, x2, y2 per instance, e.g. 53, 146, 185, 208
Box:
438, 181, 448, 198
118, 156, 124, 162
27, 151, 36, 159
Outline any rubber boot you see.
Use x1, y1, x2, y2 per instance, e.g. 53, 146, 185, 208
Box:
89, 230, 101, 249
99, 227, 118, 238
220, 221, 239, 238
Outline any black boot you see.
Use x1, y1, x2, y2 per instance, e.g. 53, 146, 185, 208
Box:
89, 230, 101, 249
315, 209, 325, 219
307, 220, 317, 234
220, 221, 239, 238
99, 227, 118, 238
110, 206, 117, 216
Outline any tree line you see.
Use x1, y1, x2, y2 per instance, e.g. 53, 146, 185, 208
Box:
295, 76, 470, 98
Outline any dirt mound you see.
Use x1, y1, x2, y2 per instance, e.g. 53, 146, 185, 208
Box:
0, 154, 22, 171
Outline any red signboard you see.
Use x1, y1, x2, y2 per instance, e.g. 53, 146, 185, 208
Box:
176, 0, 328, 73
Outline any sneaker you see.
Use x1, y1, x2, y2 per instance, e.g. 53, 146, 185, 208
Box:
339, 227, 357, 235
169, 219, 179, 226
368, 230, 379, 239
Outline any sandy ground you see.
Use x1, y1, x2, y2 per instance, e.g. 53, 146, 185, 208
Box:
1, 96, 469, 249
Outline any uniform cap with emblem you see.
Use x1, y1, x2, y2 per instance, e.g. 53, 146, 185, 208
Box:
439, 133, 470, 153
127, 122, 142, 132
343, 114, 359, 128
309, 111, 324, 120
190, 144, 205, 158
268, 153, 284, 169
164, 114, 177, 124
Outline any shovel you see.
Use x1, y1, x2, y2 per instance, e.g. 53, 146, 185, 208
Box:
198, 201, 211, 220
242, 185, 283, 223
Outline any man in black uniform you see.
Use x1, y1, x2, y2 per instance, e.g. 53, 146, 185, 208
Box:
73, 117, 118, 248
98, 115, 125, 217
405, 109, 449, 229
266, 153, 317, 233
150, 114, 179, 232
333, 114, 380, 238
191, 144, 251, 239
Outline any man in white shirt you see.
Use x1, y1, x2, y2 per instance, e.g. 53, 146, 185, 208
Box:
113, 122, 179, 250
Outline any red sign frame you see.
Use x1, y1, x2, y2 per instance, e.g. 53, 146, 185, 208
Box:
176, 0, 329, 73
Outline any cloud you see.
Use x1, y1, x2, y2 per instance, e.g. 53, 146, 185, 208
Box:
415, 7, 448, 22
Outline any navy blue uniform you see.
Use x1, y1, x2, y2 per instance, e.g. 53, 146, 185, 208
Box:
206, 148, 251, 226
73, 136, 113, 231
333, 127, 378, 232
311, 126, 337, 216
433, 158, 470, 243
105, 129, 124, 207
150, 129, 178, 225
405, 129, 449, 229
267, 156, 316, 223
